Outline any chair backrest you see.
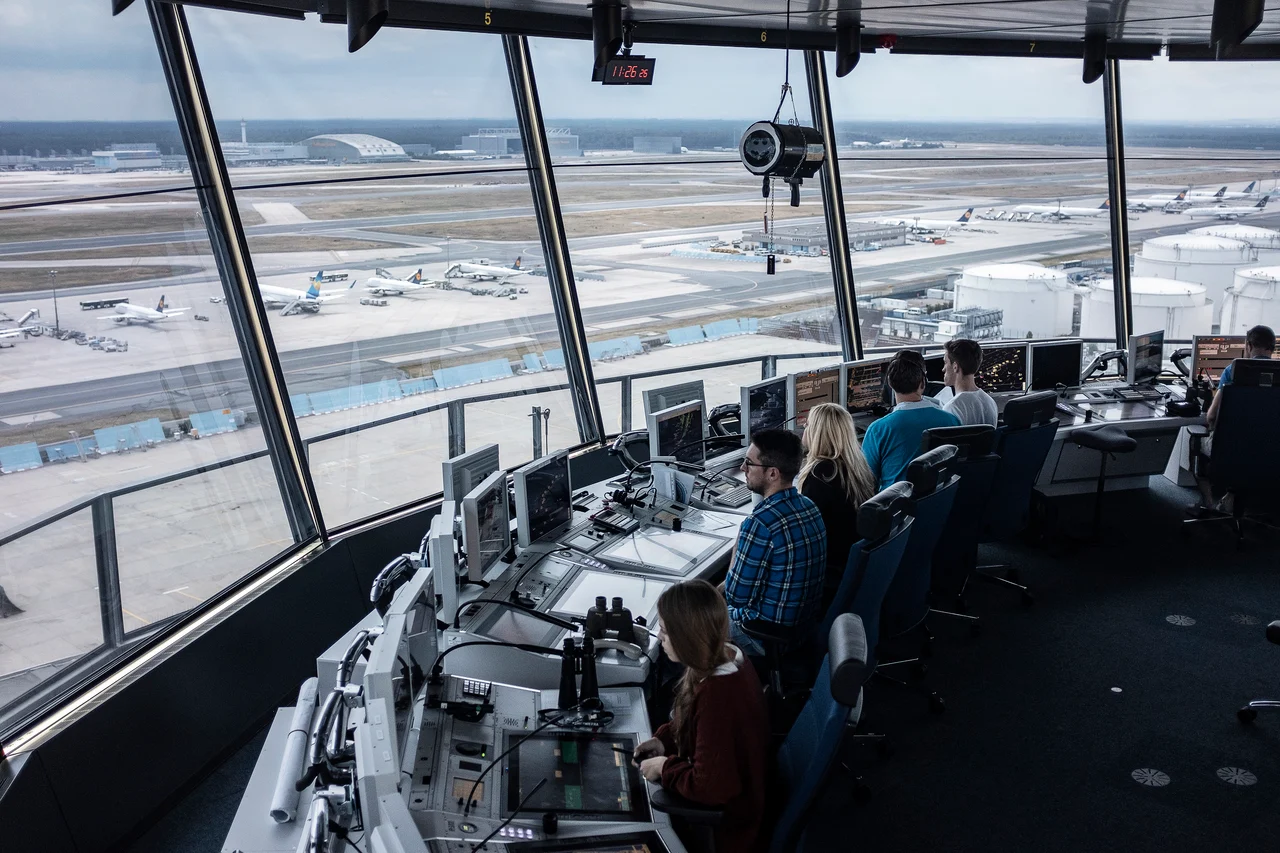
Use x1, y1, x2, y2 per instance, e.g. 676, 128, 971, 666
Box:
921, 423, 997, 457
883, 462, 960, 638
1227, 357, 1280, 387
814, 482, 914, 652
923, 426, 1000, 592
772, 614, 868, 853
984, 394, 1059, 543
1211, 379, 1280, 491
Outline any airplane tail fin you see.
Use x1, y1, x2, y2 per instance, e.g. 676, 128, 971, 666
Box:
314, 271, 324, 282
1100, 199, 1110, 209
512, 257, 522, 270
411, 269, 423, 282
156, 295, 167, 312
1215, 186, 1227, 197
1176, 191, 1186, 200
1258, 197, 1270, 209
306, 283, 321, 299
1245, 181, 1257, 193
957, 208, 973, 222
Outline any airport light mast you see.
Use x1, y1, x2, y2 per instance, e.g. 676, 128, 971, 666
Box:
49, 269, 59, 332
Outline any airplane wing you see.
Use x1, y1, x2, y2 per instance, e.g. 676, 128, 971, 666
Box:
0, 329, 21, 339
316, 293, 346, 302
163, 309, 189, 316
97, 314, 126, 321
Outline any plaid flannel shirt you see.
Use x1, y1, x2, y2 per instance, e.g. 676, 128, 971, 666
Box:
724, 487, 827, 628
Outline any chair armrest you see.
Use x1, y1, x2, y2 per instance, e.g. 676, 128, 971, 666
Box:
649, 787, 724, 826
1186, 425, 1209, 437
1186, 425, 1209, 459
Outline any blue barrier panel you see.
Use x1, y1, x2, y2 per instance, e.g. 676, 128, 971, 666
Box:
621, 335, 643, 355
523, 353, 544, 373
544, 350, 566, 369
42, 437, 95, 462
433, 358, 513, 390
290, 394, 313, 417
743, 317, 759, 334
94, 418, 165, 453
666, 326, 705, 346
190, 410, 238, 437
309, 386, 359, 414
358, 380, 403, 406
0, 443, 42, 473
400, 378, 437, 396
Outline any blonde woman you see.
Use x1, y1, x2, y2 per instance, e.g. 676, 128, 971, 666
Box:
798, 402, 878, 611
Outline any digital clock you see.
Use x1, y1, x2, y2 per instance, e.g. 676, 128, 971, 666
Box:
602, 55, 655, 85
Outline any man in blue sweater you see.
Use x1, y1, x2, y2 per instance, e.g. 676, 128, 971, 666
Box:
863, 351, 961, 490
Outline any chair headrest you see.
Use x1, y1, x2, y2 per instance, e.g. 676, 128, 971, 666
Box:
906, 445, 958, 497
1227, 358, 1279, 388
857, 481, 913, 542
1002, 390, 1058, 429
828, 613, 869, 706
921, 424, 996, 457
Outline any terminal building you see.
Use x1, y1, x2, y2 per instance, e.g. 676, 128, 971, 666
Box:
6, 4, 1280, 853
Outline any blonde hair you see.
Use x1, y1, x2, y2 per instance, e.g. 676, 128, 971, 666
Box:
797, 403, 877, 507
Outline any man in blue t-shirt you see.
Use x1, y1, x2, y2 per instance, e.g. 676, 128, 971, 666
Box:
863, 351, 962, 490
1191, 324, 1275, 514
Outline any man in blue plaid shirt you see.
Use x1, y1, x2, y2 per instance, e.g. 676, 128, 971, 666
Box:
723, 429, 827, 655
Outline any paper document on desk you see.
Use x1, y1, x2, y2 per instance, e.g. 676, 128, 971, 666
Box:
598, 527, 723, 575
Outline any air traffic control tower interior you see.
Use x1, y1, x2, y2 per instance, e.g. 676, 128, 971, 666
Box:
4, 1, 1280, 852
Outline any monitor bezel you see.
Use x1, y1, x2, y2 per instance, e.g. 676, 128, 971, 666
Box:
1126, 329, 1165, 386
642, 380, 708, 436
839, 355, 893, 414
739, 375, 788, 443
975, 341, 1030, 394
461, 470, 511, 583
441, 442, 500, 503
787, 363, 843, 428
513, 449, 573, 549
1190, 334, 1247, 385
1028, 338, 1084, 391
646, 399, 707, 466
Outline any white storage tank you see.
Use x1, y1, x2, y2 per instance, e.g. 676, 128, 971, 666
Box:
1080, 276, 1213, 340
954, 263, 1073, 339
1190, 223, 1280, 266
1132, 234, 1256, 324
1220, 266, 1280, 336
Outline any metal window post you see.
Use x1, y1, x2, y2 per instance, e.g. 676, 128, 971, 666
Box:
147, 1, 322, 542
504, 35, 605, 444
806, 50, 863, 362
1103, 58, 1134, 350
92, 496, 125, 648
447, 400, 466, 459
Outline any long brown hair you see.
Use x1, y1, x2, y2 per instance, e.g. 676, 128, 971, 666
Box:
657, 580, 733, 757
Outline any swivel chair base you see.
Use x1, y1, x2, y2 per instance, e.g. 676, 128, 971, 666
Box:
1238, 699, 1280, 723
927, 607, 983, 637
964, 564, 1034, 606
872, 661, 946, 714
1183, 508, 1280, 547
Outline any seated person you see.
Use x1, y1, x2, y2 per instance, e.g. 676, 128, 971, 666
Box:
1191, 324, 1275, 514
636, 580, 771, 853
723, 429, 827, 655
863, 351, 962, 490
797, 403, 878, 613
942, 338, 998, 427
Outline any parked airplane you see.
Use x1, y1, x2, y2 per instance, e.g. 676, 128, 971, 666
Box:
1188, 182, 1257, 201
1013, 200, 1109, 220
444, 257, 525, 282
98, 295, 187, 325
259, 280, 349, 315
868, 208, 973, 234
1, 309, 40, 340
1127, 190, 1187, 211
363, 268, 444, 296
1185, 197, 1270, 220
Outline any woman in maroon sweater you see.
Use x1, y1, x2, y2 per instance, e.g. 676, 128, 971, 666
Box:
634, 580, 771, 853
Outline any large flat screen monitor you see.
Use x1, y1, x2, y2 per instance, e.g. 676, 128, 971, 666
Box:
975, 343, 1029, 393
788, 365, 842, 429
1127, 330, 1165, 386
1189, 335, 1273, 385
739, 376, 787, 442
642, 381, 707, 434
461, 471, 510, 582
1029, 339, 1083, 390
513, 450, 572, 548
504, 732, 647, 822
647, 400, 705, 465
442, 443, 500, 502
841, 357, 891, 415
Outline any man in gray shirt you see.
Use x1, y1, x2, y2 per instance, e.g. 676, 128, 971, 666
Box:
942, 338, 998, 427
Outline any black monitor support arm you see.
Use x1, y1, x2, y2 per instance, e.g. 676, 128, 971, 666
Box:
1082, 349, 1127, 382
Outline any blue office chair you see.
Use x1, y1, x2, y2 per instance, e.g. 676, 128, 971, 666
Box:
649, 614, 871, 853
1185, 359, 1280, 545
969, 390, 1059, 605
921, 425, 999, 626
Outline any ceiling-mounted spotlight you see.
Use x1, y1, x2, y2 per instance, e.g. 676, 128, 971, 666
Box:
347, 0, 389, 53
112, 0, 137, 13
591, 1, 626, 82
835, 22, 861, 77
1211, 0, 1264, 58
740, 121, 826, 206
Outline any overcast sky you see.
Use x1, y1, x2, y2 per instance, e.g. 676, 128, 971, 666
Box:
4, 0, 1280, 123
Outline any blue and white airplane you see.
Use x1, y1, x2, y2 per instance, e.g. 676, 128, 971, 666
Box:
259, 276, 350, 315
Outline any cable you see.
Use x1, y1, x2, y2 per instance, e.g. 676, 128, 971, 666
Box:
451, 597, 579, 631
470, 778, 547, 852
428, 640, 563, 683
464, 713, 568, 815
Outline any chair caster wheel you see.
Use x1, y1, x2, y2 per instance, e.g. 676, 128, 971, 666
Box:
877, 738, 894, 760
929, 694, 946, 714
852, 780, 873, 801
970, 621, 983, 638
1239, 707, 1258, 724
911, 662, 927, 679
1021, 591, 1035, 606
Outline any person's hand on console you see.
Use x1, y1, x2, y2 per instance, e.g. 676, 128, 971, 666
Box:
632, 737, 665, 764
639, 755, 668, 783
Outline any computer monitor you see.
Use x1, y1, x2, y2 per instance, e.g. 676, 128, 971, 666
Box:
428, 504, 458, 626
788, 364, 842, 429
513, 450, 572, 548
739, 376, 788, 442
975, 343, 1029, 393
1029, 339, 1084, 390
1191, 335, 1249, 385
441, 443, 500, 502
841, 357, 891, 415
924, 353, 945, 384
647, 400, 706, 466
1127, 330, 1165, 386
643, 380, 706, 422
461, 471, 511, 583
504, 732, 648, 822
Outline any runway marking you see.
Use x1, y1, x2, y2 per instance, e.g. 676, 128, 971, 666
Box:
161, 586, 189, 595
476, 336, 535, 349
589, 317, 660, 330
1, 411, 59, 426
162, 586, 203, 602
122, 608, 151, 626
661, 304, 737, 318
447, 346, 472, 353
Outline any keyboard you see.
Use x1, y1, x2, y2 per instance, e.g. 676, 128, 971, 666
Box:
710, 483, 752, 508
1115, 385, 1165, 402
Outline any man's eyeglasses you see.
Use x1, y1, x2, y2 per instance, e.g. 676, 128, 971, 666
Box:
740, 459, 772, 470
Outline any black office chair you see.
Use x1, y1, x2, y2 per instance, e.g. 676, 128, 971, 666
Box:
921, 425, 999, 624
650, 614, 872, 853
1070, 425, 1138, 541
1185, 359, 1280, 544
970, 390, 1059, 604
1238, 620, 1280, 723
